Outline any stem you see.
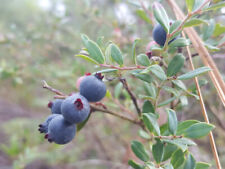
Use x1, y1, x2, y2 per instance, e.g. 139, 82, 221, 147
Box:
154, 81, 165, 109
42, 80, 66, 96
119, 78, 142, 116
91, 105, 142, 126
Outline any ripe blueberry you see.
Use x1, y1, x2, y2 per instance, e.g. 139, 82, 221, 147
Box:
38, 114, 59, 134
61, 93, 90, 124
45, 115, 76, 144
153, 24, 167, 46
76, 73, 91, 89
79, 73, 106, 102
48, 99, 64, 114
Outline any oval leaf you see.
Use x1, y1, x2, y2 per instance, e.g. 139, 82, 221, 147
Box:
166, 109, 178, 135
169, 38, 190, 48
178, 67, 211, 80
184, 122, 215, 138
183, 154, 196, 169
143, 113, 160, 136
132, 39, 140, 64
131, 140, 149, 162
128, 160, 144, 169
141, 64, 167, 81
195, 162, 211, 169
142, 100, 155, 113
137, 54, 150, 66
177, 120, 199, 135
171, 149, 185, 169
152, 2, 170, 33
82, 39, 105, 64
152, 140, 164, 163
106, 43, 123, 66
167, 54, 185, 77
184, 18, 208, 28
186, 0, 195, 12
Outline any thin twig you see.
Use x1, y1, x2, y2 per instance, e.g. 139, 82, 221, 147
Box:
42, 80, 66, 96
119, 78, 141, 116
91, 104, 142, 126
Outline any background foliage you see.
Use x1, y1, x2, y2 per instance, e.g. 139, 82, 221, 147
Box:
0, 0, 224, 169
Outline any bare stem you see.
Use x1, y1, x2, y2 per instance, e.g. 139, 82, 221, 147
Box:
119, 78, 141, 116
42, 80, 66, 96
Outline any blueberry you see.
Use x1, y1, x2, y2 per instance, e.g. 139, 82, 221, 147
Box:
80, 73, 106, 102
45, 115, 76, 144
38, 114, 59, 134
61, 93, 90, 124
153, 24, 167, 46
48, 99, 64, 114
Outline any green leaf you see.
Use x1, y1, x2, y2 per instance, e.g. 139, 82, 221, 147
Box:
195, 162, 211, 169
205, 1, 225, 11
137, 54, 150, 66
172, 80, 187, 90
75, 54, 99, 64
164, 164, 174, 169
184, 122, 214, 138
184, 18, 208, 28
166, 109, 178, 135
132, 39, 140, 64
180, 96, 188, 107
213, 23, 225, 37
143, 113, 160, 136
152, 2, 170, 33
131, 141, 149, 162
163, 139, 187, 151
81, 35, 105, 64
132, 72, 154, 83
142, 100, 155, 113
136, 9, 152, 24
177, 120, 199, 135
183, 154, 196, 169
152, 140, 164, 163
158, 97, 177, 107
186, 0, 195, 12
138, 129, 151, 139
106, 43, 123, 66
202, 19, 215, 41
171, 149, 185, 169
141, 65, 167, 81
139, 95, 156, 101
144, 83, 157, 98
162, 86, 180, 97
193, 0, 209, 12
77, 113, 91, 132
177, 67, 211, 80
169, 38, 190, 48
167, 54, 185, 76
204, 43, 220, 52
85, 43, 104, 63
128, 160, 144, 169
96, 69, 118, 74
162, 144, 178, 161
169, 20, 182, 34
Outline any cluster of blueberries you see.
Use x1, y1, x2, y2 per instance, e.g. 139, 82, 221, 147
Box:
38, 73, 106, 144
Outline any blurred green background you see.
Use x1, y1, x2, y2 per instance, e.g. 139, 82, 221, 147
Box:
0, 0, 224, 169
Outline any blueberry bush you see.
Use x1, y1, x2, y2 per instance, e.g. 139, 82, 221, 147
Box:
1, 0, 225, 168
38, 0, 225, 169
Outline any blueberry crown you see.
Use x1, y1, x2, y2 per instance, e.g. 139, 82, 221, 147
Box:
95, 73, 104, 80
74, 98, 83, 110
